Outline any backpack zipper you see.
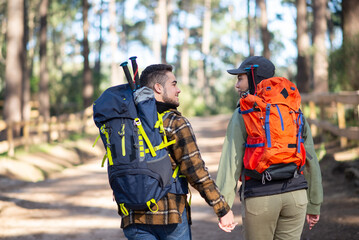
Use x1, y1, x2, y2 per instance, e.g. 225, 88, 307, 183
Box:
275, 104, 285, 131
119, 123, 126, 156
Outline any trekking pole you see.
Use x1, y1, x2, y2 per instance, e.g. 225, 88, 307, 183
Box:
129, 56, 141, 89
120, 61, 136, 91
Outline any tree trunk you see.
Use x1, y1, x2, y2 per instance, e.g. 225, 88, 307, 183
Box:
200, 0, 215, 111
109, 0, 120, 86
342, 0, 359, 41
181, 26, 190, 86
4, 0, 24, 130
26, 0, 38, 85
256, 0, 270, 59
159, 0, 168, 63
39, 0, 50, 121
197, 0, 210, 90
0, 16, 6, 64
202, 0, 211, 55
342, 0, 359, 90
152, 6, 161, 63
312, 0, 328, 93
118, 0, 126, 84
247, 0, 254, 56
82, 0, 93, 107
94, 0, 104, 75
296, 0, 311, 93
22, 0, 31, 123
180, 0, 190, 86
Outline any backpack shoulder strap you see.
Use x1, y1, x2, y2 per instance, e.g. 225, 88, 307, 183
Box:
153, 110, 176, 150
161, 110, 174, 121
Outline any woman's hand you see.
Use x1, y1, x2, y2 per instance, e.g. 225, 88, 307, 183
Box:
306, 214, 320, 230
218, 210, 238, 233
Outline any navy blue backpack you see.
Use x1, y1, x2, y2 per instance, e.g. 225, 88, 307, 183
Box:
93, 58, 187, 215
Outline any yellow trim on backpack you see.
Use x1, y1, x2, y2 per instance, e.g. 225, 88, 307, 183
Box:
146, 198, 159, 213
145, 140, 176, 154
92, 134, 101, 148
119, 203, 129, 216
100, 124, 113, 166
134, 118, 157, 157
120, 123, 126, 156
172, 165, 180, 178
135, 111, 177, 158
156, 111, 172, 144
101, 153, 107, 167
187, 187, 192, 206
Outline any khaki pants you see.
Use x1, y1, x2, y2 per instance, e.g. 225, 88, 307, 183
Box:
243, 189, 307, 240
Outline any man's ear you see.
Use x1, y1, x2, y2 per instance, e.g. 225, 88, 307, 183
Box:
153, 83, 163, 94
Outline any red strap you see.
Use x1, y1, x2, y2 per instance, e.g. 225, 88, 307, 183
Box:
133, 68, 138, 84
251, 65, 256, 94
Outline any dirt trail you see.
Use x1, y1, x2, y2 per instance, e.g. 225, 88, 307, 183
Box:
0, 114, 358, 240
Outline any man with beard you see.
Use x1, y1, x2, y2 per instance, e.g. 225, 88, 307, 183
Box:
120, 64, 237, 239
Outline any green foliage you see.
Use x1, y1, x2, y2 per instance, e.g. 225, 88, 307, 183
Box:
92, 71, 106, 101
126, 20, 150, 47
30, 75, 39, 94
218, 80, 239, 113
50, 71, 83, 115
315, 143, 326, 162
177, 84, 207, 117
329, 36, 359, 91
68, 132, 85, 141
328, 0, 342, 27
0, 0, 348, 122
0, 62, 5, 100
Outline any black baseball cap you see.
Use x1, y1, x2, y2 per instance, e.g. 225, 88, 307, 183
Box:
227, 56, 275, 79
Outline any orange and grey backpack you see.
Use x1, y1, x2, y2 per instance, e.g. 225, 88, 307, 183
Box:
239, 76, 306, 183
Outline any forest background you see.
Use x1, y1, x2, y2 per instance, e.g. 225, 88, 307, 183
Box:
0, 0, 358, 137
1, 1, 359, 239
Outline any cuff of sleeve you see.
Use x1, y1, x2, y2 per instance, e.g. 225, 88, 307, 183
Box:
307, 202, 321, 215
215, 201, 231, 218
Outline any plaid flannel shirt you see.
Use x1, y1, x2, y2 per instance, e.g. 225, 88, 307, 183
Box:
120, 109, 230, 228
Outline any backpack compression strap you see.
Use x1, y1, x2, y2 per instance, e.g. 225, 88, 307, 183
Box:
101, 124, 113, 166
134, 118, 157, 157
296, 111, 304, 153
92, 124, 114, 167
92, 134, 110, 167
153, 111, 176, 149
134, 113, 176, 157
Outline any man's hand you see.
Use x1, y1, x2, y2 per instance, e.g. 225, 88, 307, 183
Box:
218, 210, 238, 233
306, 214, 320, 230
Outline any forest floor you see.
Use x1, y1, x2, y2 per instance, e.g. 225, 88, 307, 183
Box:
0, 114, 359, 240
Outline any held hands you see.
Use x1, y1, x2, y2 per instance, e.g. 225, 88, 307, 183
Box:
218, 210, 238, 233
306, 214, 320, 230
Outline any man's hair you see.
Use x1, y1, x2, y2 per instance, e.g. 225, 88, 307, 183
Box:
140, 64, 173, 89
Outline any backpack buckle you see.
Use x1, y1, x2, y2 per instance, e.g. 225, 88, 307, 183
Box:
134, 118, 141, 126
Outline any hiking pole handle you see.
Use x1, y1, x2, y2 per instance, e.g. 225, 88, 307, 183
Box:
129, 56, 140, 89
120, 61, 136, 91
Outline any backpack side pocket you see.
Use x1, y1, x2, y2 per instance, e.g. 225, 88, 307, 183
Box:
243, 136, 265, 179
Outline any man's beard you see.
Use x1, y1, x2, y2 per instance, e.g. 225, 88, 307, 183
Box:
162, 91, 179, 107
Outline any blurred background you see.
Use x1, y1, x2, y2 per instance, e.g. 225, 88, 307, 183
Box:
0, 0, 358, 171
0, 1, 358, 239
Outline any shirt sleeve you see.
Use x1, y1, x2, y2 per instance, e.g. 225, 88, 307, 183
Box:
302, 117, 324, 215
166, 114, 230, 218
216, 109, 247, 208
